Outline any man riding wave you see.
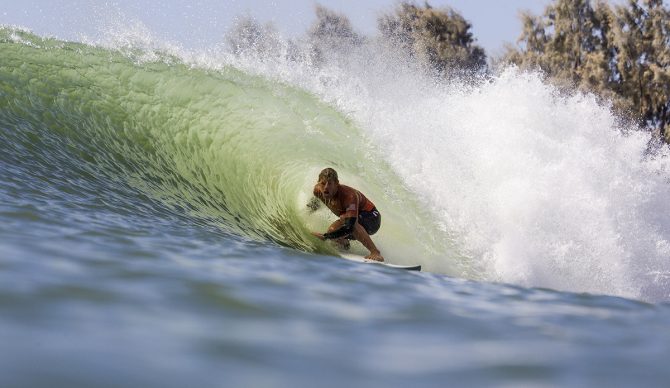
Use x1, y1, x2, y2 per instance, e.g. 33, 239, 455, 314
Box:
308, 168, 384, 262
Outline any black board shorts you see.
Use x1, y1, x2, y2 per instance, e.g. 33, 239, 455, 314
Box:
346, 208, 381, 239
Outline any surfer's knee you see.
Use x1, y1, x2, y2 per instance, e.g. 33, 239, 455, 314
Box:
327, 219, 343, 233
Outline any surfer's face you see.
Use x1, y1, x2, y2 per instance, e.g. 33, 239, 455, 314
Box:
319, 179, 338, 199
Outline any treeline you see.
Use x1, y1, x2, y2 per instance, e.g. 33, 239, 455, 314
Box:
505, 0, 670, 143
226, 1, 670, 143
225, 3, 486, 72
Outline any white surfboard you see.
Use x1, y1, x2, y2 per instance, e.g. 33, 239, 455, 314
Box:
340, 253, 421, 271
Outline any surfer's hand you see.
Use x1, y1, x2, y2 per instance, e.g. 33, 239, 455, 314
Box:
365, 251, 384, 262
311, 232, 325, 240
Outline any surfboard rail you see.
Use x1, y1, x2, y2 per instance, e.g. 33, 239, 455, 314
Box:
339, 253, 421, 271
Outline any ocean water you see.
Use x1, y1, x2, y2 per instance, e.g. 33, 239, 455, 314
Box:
2, 21, 670, 388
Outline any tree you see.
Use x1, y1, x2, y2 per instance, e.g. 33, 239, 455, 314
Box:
505, 1, 613, 88
378, 2, 486, 75
610, 0, 670, 140
504, 0, 670, 142
308, 4, 363, 51
225, 16, 281, 58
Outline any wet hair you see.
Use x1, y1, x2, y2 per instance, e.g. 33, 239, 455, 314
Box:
318, 167, 339, 183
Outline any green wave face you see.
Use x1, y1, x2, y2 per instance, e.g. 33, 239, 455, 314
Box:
1, 27, 457, 269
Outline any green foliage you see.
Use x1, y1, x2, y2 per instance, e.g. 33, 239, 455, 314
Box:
378, 2, 487, 74
504, 0, 670, 142
612, 0, 670, 140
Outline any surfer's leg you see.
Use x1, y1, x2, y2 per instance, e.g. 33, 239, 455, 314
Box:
352, 222, 383, 262
357, 209, 381, 235
326, 219, 343, 233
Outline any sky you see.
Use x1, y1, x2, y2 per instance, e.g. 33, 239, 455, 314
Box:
1, 1, 554, 55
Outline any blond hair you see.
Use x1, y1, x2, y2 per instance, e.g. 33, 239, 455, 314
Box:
318, 167, 339, 183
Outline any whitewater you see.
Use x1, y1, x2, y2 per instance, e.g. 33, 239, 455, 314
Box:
2, 14, 670, 387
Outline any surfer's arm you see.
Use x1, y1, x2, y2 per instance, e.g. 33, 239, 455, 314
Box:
322, 217, 356, 240
322, 190, 359, 239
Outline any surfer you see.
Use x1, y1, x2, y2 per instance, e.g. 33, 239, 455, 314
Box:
308, 168, 384, 262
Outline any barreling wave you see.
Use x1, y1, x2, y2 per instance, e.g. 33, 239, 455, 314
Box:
4, 23, 670, 301
0, 27, 457, 274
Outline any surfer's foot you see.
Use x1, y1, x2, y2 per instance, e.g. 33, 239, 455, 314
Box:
365, 251, 384, 262
335, 238, 350, 251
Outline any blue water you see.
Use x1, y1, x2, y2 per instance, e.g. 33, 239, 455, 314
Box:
2, 19, 670, 387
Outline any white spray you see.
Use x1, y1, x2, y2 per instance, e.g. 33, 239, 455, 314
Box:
246, 39, 670, 302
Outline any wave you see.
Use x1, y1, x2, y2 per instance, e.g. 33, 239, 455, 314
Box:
0, 27, 454, 271
2, 25, 670, 301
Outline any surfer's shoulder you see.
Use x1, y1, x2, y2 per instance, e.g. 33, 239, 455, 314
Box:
338, 184, 354, 194
337, 185, 358, 205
